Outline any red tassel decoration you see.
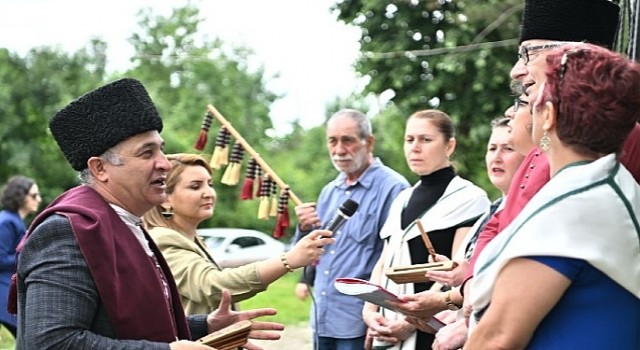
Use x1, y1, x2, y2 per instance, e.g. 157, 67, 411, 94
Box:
240, 158, 258, 200
273, 188, 291, 239
194, 112, 213, 150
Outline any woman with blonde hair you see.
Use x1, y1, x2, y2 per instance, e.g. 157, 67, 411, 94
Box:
144, 153, 332, 315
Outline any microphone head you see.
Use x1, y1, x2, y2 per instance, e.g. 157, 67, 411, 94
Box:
340, 199, 359, 217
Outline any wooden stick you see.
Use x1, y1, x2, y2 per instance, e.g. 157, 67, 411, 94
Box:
415, 219, 437, 261
206, 104, 303, 206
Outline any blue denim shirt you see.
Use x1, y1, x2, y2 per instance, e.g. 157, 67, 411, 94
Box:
296, 158, 409, 338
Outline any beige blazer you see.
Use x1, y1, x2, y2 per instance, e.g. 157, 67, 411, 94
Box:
149, 227, 267, 315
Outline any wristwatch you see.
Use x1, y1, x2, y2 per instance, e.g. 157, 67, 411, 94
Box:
445, 291, 460, 311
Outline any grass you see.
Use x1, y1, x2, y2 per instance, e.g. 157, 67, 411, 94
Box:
0, 272, 310, 349
0, 325, 15, 350
238, 270, 311, 325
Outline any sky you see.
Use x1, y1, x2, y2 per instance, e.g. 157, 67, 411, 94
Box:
0, 0, 364, 134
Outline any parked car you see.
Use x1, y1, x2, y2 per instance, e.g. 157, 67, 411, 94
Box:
197, 227, 286, 268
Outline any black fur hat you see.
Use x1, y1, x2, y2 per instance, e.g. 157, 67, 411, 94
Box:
49, 78, 163, 171
520, 0, 620, 48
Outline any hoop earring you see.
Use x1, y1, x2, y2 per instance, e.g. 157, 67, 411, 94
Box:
161, 206, 173, 219
539, 132, 551, 152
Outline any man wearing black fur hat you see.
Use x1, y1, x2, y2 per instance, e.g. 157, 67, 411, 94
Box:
464, 0, 640, 347
388, 0, 640, 349
469, 0, 640, 286
10, 78, 283, 349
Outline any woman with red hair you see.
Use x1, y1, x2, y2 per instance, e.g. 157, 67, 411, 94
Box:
467, 43, 640, 349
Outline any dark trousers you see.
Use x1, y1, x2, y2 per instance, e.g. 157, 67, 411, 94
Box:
315, 335, 366, 350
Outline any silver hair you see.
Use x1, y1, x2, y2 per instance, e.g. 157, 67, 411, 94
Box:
78, 147, 124, 184
328, 109, 372, 140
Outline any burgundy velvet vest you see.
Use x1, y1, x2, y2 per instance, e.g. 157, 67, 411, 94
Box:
10, 186, 190, 342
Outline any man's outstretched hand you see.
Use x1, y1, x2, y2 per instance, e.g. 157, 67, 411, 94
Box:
206, 289, 284, 349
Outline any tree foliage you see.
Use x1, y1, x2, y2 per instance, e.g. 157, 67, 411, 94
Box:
332, 0, 525, 198
0, 43, 106, 204
0, 4, 279, 232
2, 1, 531, 235
122, 5, 279, 232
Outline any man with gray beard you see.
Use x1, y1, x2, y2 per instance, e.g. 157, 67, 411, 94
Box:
293, 109, 409, 350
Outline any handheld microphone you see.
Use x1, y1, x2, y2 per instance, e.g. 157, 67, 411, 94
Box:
323, 199, 359, 233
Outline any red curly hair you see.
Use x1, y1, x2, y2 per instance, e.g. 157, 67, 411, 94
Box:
535, 43, 640, 158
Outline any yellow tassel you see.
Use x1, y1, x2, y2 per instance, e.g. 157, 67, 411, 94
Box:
210, 146, 223, 170
269, 196, 278, 217
229, 163, 241, 186
218, 146, 229, 167
220, 163, 241, 186
258, 197, 270, 219
220, 164, 232, 185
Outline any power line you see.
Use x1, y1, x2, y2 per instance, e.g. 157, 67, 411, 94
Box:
362, 38, 519, 59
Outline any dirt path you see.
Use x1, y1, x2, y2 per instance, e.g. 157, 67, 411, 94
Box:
251, 322, 313, 350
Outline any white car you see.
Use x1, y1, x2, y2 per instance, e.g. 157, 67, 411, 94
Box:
197, 227, 286, 268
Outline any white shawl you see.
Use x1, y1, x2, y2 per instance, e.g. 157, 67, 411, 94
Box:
378, 176, 489, 350
470, 154, 640, 330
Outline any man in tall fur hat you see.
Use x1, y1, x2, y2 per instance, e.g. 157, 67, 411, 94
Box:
469, 0, 640, 285
11, 78, 283, 349
461, 0, 640, 347
462, 0, 640, 348
388, 1, 640, 349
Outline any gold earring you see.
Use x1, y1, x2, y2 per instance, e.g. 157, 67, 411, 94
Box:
539, 132, 551, 152
161, 206, 173, 219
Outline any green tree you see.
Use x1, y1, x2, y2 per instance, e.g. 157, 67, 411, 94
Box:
126, 5, 276, 153
124, 4, 280, 232
333, 0, 525, 198
0, 43, 107, 207
0, 4, 281, 233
